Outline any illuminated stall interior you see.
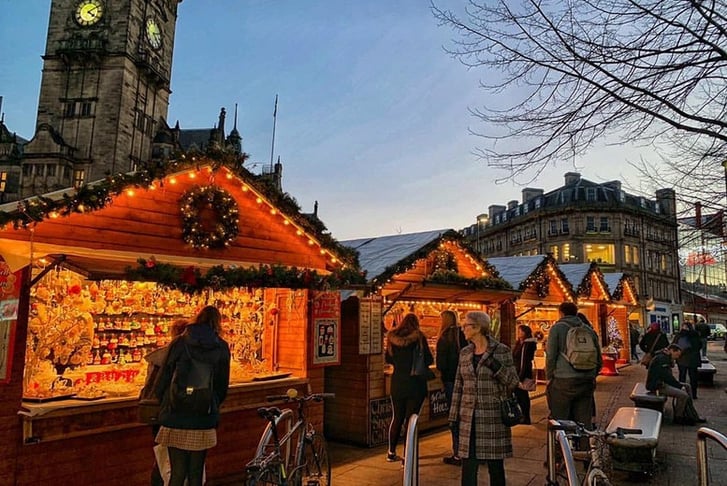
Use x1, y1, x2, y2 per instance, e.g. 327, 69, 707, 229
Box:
560, 262, 613, 344
604, 272, 640, 361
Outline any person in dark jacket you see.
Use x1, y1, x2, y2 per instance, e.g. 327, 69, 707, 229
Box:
512, 324, 537, 425
629, 324, 641, 362
695, 319, 711, 359
646, 344, 705, 425
673, 322, 702, 398
155, 306, 231, 486
639, 322, 669, 358
436, 310, 467, 465
385, 313, 433, 463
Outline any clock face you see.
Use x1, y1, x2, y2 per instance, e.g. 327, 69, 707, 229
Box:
145, 18, 163, 50
75, 0, 104, 26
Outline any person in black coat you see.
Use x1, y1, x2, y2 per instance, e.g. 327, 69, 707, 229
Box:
512, 324, 537, 425
646, 344, 705, 424
673, 322, 701, 399
155, 306, 231, 486
436, 310, 467, 465
385, 313, 433, 462
639, 322, 669, 357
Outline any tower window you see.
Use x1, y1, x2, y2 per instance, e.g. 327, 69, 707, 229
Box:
73, 169, 85, 188
0, 172, 7, 192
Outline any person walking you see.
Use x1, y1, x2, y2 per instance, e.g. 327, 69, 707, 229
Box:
673, 322, 701, 399
695, 319, 711, 359
436, 310, 467, 465
545, 302, 602, 431
385, 313, 433, 463
629, 324, 641, 362
449, 311, 520, 486
155, 306, 231, 486
646, 344, 706, 425
639, 322, 669, 360
512, 324, 537, 425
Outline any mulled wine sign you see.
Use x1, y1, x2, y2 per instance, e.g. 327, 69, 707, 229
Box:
0, 258, 21, 384
310, 291, 340, 366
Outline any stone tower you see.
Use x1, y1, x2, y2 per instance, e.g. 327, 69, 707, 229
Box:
15, 0, 181, 198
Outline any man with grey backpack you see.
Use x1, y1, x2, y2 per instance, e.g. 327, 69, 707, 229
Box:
545, 302, 602, 435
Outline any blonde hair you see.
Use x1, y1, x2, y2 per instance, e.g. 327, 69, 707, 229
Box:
465, 311, 491, 337
439, 310, 458, 338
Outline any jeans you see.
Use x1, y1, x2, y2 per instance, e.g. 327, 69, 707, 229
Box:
659, 382, 692, 419
677, 365, 699, 398
700, 338, 708, 358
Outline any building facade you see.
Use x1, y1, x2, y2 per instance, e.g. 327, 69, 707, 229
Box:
463, 172, 682, 332
0, 0, 181, 201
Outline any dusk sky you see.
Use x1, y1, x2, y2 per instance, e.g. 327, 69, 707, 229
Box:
0, 1, 649, 240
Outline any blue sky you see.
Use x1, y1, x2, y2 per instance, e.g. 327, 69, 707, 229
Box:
0, 1, 646, 240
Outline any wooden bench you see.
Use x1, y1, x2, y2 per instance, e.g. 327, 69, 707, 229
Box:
629, 383, 667, 413
697, 362, 716, 386
606, 407, 662, 474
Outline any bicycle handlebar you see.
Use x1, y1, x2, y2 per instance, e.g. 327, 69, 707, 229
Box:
266, 391, 336, 402
548, 419, 641, 439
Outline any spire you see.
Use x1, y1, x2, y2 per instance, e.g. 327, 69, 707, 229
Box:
233, 103, 238, 131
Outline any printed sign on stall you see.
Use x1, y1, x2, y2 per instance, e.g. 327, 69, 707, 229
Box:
0, 258, 22, 384
369, 396, 393, 446
358, 295, 383, 355
311, 291, 341, 366
428, 388, 449, 419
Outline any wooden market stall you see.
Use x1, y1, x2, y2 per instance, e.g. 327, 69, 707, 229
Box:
560, 262, 615, 373
603, 272, 640, 362
0, 157, 361, 485
487, 255, 576, 383
323, 229, 518, 447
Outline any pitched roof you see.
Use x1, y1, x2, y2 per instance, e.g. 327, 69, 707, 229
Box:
485, 255, 546, 288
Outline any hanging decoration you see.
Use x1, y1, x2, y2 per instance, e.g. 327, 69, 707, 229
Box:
429, 249, 458, 276
180, 185, 239, 249
125, 257, 367, 294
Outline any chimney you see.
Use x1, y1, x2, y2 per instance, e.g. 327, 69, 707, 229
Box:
507, 200, 518, 210
488, 204, 506, 221
655, 188, 676, 218
564, 172, 581, 185
522, 187, 544, 203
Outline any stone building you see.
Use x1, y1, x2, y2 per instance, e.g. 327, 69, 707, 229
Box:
463, 172, 682, 331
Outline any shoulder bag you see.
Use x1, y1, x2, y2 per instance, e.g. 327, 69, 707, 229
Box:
640, 333, 659, 368
411, 339, 435, 381
500, 393, 524, 426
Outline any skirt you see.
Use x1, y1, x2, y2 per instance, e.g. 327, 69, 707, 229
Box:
155, 426, 217, 451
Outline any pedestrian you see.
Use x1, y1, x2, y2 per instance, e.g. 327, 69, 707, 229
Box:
639, 322, 669, 358
449, 311, 520, 486
385, 312, 433, 463
645, 344, 706, 425
695, 319, 711, 359
512, 324, 537, 425
155, 306, 231, 486
673, 322, 701, 399
142, 319, 189, 486
436, 310, 467, 466
629, 324, 641, 362
546, 303, 602, 433
576, 312, 598, 428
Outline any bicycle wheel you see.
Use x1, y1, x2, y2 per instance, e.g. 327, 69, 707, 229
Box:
246, 466, 285, 486
293, 433, 331, 486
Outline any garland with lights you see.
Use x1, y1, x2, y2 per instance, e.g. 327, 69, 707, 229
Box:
519, 256, 574, 299
426, 271, 512, 290
611, 274, 637, 302
125, 257, 367, 293
180, 185, 239, 249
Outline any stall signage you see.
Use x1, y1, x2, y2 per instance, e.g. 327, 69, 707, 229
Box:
311, 291, 341, 366
0, 258, 21, 384
428, 388, 449, 418
368, 396, 392, 446
358, 295, 383, 355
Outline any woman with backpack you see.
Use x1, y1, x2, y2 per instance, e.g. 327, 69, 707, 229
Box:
155, 306, 231, 486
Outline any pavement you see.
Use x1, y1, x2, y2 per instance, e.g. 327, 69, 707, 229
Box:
329, 341, 727, 485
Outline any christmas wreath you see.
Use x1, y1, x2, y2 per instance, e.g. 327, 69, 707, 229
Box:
180, 185, 239, 249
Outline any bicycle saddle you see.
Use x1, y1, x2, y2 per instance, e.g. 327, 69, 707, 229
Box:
257, 407, 282, 420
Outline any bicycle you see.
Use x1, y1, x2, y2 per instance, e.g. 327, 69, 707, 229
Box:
244, 389, 335, 486
545, 419, 642, 486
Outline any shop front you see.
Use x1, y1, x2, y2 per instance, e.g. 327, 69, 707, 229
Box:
324, 230, 517, 447
0, 158, 360, 484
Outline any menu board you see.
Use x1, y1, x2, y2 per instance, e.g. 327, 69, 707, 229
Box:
0, 258, 21, 384
358, 295, 383, 355
369, 396, 392, 446
311, 291, 341, 366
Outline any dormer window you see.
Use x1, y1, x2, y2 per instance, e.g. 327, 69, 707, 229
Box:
534, 197, 541, 209
586, 188, 596, 201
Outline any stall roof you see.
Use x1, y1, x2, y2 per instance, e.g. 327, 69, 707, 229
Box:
487, 255, 576, 302
341, 229, 517, 304
486, 255, 548, 289
602, 272, 639, 304
559, 262, 611, 301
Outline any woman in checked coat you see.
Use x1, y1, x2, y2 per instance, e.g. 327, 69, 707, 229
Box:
448, 311, 520, 486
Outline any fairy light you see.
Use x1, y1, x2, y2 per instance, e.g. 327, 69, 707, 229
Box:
169, 177, 177, 184
126, 189, 135, 197
49, 211, 59, 219
188, 172, 196, 179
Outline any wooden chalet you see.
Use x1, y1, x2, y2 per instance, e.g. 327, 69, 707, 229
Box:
0, 157, 358, 485
603, 272, 640, 362
324, 229, 517, 447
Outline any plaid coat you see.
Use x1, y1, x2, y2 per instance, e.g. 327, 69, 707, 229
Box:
448, 338, 520, 460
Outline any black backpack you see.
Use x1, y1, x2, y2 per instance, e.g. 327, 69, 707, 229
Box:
168, 343, 215, 415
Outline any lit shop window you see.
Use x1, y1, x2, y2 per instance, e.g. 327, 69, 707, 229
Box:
586, 244, 615, 264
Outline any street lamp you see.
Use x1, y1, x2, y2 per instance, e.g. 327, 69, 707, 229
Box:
476, 213, 489, 255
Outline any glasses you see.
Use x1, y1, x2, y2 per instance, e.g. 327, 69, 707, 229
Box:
460, 322, 476, 329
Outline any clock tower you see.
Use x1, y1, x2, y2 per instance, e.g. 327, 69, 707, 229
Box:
16, 0, 181, 198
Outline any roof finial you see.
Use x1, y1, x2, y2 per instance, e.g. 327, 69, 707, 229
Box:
233, 103, 238, 131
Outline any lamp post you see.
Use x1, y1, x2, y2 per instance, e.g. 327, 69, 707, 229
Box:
476, 213, 489, 256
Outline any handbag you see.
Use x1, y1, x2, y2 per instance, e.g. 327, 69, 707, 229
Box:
411, 339, 435, 381
500, 394, 523, 427
520, 378, 536, 392
640, 332, 659, 368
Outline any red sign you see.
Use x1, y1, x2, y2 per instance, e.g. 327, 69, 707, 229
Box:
310, 291, 341, 366
0, 258, 22, 384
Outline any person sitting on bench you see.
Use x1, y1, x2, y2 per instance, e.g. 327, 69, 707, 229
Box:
646, 344, 706, 425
